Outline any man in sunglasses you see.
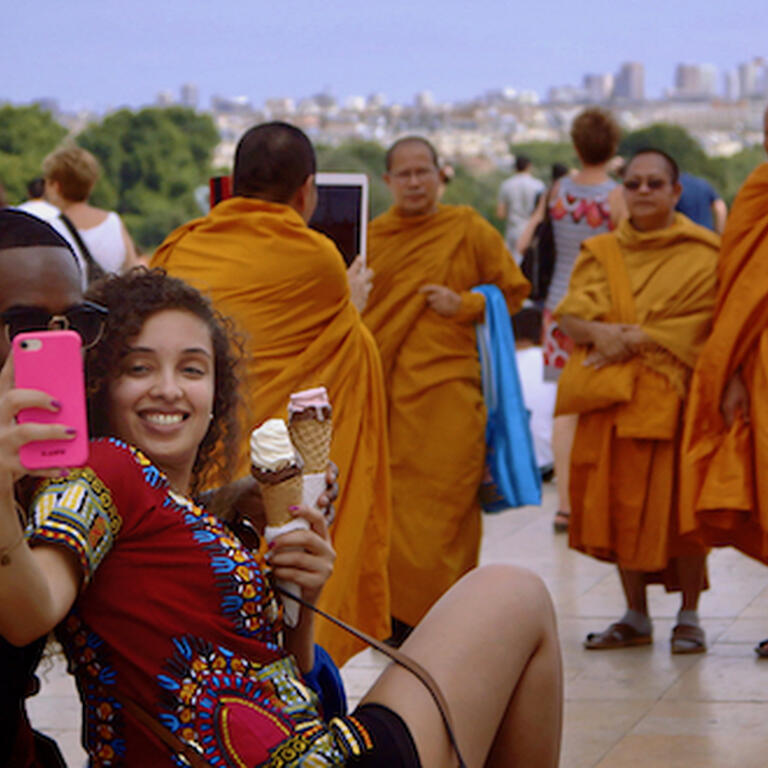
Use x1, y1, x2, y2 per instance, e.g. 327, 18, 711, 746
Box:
0, 209, 87, 766
554, 149, 720, 654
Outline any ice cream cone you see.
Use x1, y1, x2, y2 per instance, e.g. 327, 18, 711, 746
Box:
255, 468, 304, 527
288, 415, 332, 473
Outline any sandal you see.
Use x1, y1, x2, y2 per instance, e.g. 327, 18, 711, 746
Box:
754, 638, 768, 658
584, 622, 652, 650
553, 510, 570, 533
670, 623, 707, 654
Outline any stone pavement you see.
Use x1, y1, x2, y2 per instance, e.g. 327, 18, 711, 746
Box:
28, 481, 768, 766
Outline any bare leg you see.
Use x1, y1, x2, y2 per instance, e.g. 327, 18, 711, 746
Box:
618, 567, 648, 615
360, 564, 562, 768
552, 414, 578, 526
677, 554, 706, 612
671, 553, 708, 652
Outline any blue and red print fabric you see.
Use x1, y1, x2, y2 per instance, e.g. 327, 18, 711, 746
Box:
29, 438, 370, 766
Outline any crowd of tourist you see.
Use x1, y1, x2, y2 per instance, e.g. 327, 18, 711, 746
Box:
1, 101, 768, 767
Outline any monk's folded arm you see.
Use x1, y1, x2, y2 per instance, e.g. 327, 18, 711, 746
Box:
453, 291, 486, 323
558, 314, 603, 345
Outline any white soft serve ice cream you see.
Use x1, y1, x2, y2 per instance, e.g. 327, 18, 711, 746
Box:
250, 418, 297, 472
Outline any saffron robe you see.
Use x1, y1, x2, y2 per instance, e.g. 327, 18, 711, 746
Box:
363, 204, 529, 626
680, 164, 768, 562
152, 197, 391, 664
556, 215, 718, 576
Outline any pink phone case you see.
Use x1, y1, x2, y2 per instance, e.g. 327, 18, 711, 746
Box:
13, 330, 89, 469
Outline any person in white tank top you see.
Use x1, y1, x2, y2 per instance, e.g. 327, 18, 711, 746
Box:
42, 144, 138, 277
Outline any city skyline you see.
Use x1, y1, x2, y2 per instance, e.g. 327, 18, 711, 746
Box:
1, 0, 765, 113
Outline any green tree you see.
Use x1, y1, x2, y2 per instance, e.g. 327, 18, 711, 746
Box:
619, 123, 716, 181
0, 104, 67, 203
316, 141, 390, 217
710, 144, 766, 205
508, 141, 578, 182
77, 107, 219, 251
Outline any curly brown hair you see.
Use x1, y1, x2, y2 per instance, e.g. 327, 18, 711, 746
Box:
570, 107, 621, 166
84, 268, 243, 493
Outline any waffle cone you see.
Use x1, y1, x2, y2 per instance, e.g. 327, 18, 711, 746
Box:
257, 472, 304, 527
289, 418, 332, 473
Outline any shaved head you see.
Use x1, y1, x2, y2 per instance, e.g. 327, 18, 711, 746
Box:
385, 136, 439, 172
233, 121, 316, 202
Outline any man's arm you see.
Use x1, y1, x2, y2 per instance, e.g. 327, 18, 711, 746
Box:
711, 198, 728, 235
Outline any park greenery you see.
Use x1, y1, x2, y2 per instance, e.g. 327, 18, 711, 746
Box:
0, 104, 765, 251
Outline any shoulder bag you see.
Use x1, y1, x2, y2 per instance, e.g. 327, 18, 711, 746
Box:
554, 235, 639, 415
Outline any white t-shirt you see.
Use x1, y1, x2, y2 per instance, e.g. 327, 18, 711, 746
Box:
16, 199, 60, 221
515, 346, 556, 470
498, 173, 545, 261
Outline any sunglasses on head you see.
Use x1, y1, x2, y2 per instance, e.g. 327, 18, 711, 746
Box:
623, 178, 669, 191
1, 301, 108, 349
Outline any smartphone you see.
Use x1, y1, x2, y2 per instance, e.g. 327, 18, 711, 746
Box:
12, 330, 89, 470
209, 175, 232, 208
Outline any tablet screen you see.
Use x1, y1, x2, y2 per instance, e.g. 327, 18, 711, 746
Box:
309, 175, 368, 267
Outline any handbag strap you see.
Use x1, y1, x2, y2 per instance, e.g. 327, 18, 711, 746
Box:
277, 586, 469, 768
591, 234, 637, 324
58, 213, 107, 284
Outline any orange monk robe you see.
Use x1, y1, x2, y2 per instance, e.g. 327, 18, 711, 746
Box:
556, 215, 719, 577
152, 197, 391, 664
363, 204, 530, 626
681, 164, 768, 563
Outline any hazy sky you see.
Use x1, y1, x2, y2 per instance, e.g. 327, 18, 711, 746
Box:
2, 0, 764, 112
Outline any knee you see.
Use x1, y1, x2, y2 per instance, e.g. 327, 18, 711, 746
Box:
462, 564, 555, 625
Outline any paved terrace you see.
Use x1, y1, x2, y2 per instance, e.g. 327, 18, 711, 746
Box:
29, 481, 768, 766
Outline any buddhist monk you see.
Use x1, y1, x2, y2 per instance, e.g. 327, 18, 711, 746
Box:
362, 136, 530, 643
680, 106, 768, 657
152, 122, 390, 665
556, 149, 719, 653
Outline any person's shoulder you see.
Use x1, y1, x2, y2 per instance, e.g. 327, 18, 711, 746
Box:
81, 438, 170, 493
677, 214, 720, 248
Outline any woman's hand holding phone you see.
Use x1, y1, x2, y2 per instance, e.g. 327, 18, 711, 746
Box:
0, 344, 80, 481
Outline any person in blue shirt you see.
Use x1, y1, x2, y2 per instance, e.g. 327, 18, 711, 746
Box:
676, 171, 727, 233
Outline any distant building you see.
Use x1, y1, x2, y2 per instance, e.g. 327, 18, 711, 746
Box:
180, 83, 199, 110
614, 62, 644, 101
738, 58, 767, 98
210, 95, 252, 114
723, 70, 740, 101
156, 90, 175, 107
583, 74, 613, 103
674, 63, 718, 99
415, 91, 435, 109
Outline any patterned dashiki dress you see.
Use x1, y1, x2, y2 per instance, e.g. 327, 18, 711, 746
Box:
27, 438, 373, 767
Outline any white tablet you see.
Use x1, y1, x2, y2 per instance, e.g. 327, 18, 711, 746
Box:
309, 172, 369, 267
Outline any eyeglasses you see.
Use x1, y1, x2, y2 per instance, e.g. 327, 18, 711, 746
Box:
390, 167, 438, 183
623, 178, 669, 192
1, 301, 108, 349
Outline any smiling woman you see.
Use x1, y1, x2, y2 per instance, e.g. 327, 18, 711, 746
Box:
84, 269, 242, 494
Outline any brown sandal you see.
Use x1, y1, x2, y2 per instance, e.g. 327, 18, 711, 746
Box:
553, 510, 570, 533
670, 624, 706, 654
584, 622, 652, 650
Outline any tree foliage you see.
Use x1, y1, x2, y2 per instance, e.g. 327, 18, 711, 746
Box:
508, 141, 579, 182
77, 107, 219, 251
316, 141, 390, 218
0, 104, 67, 202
